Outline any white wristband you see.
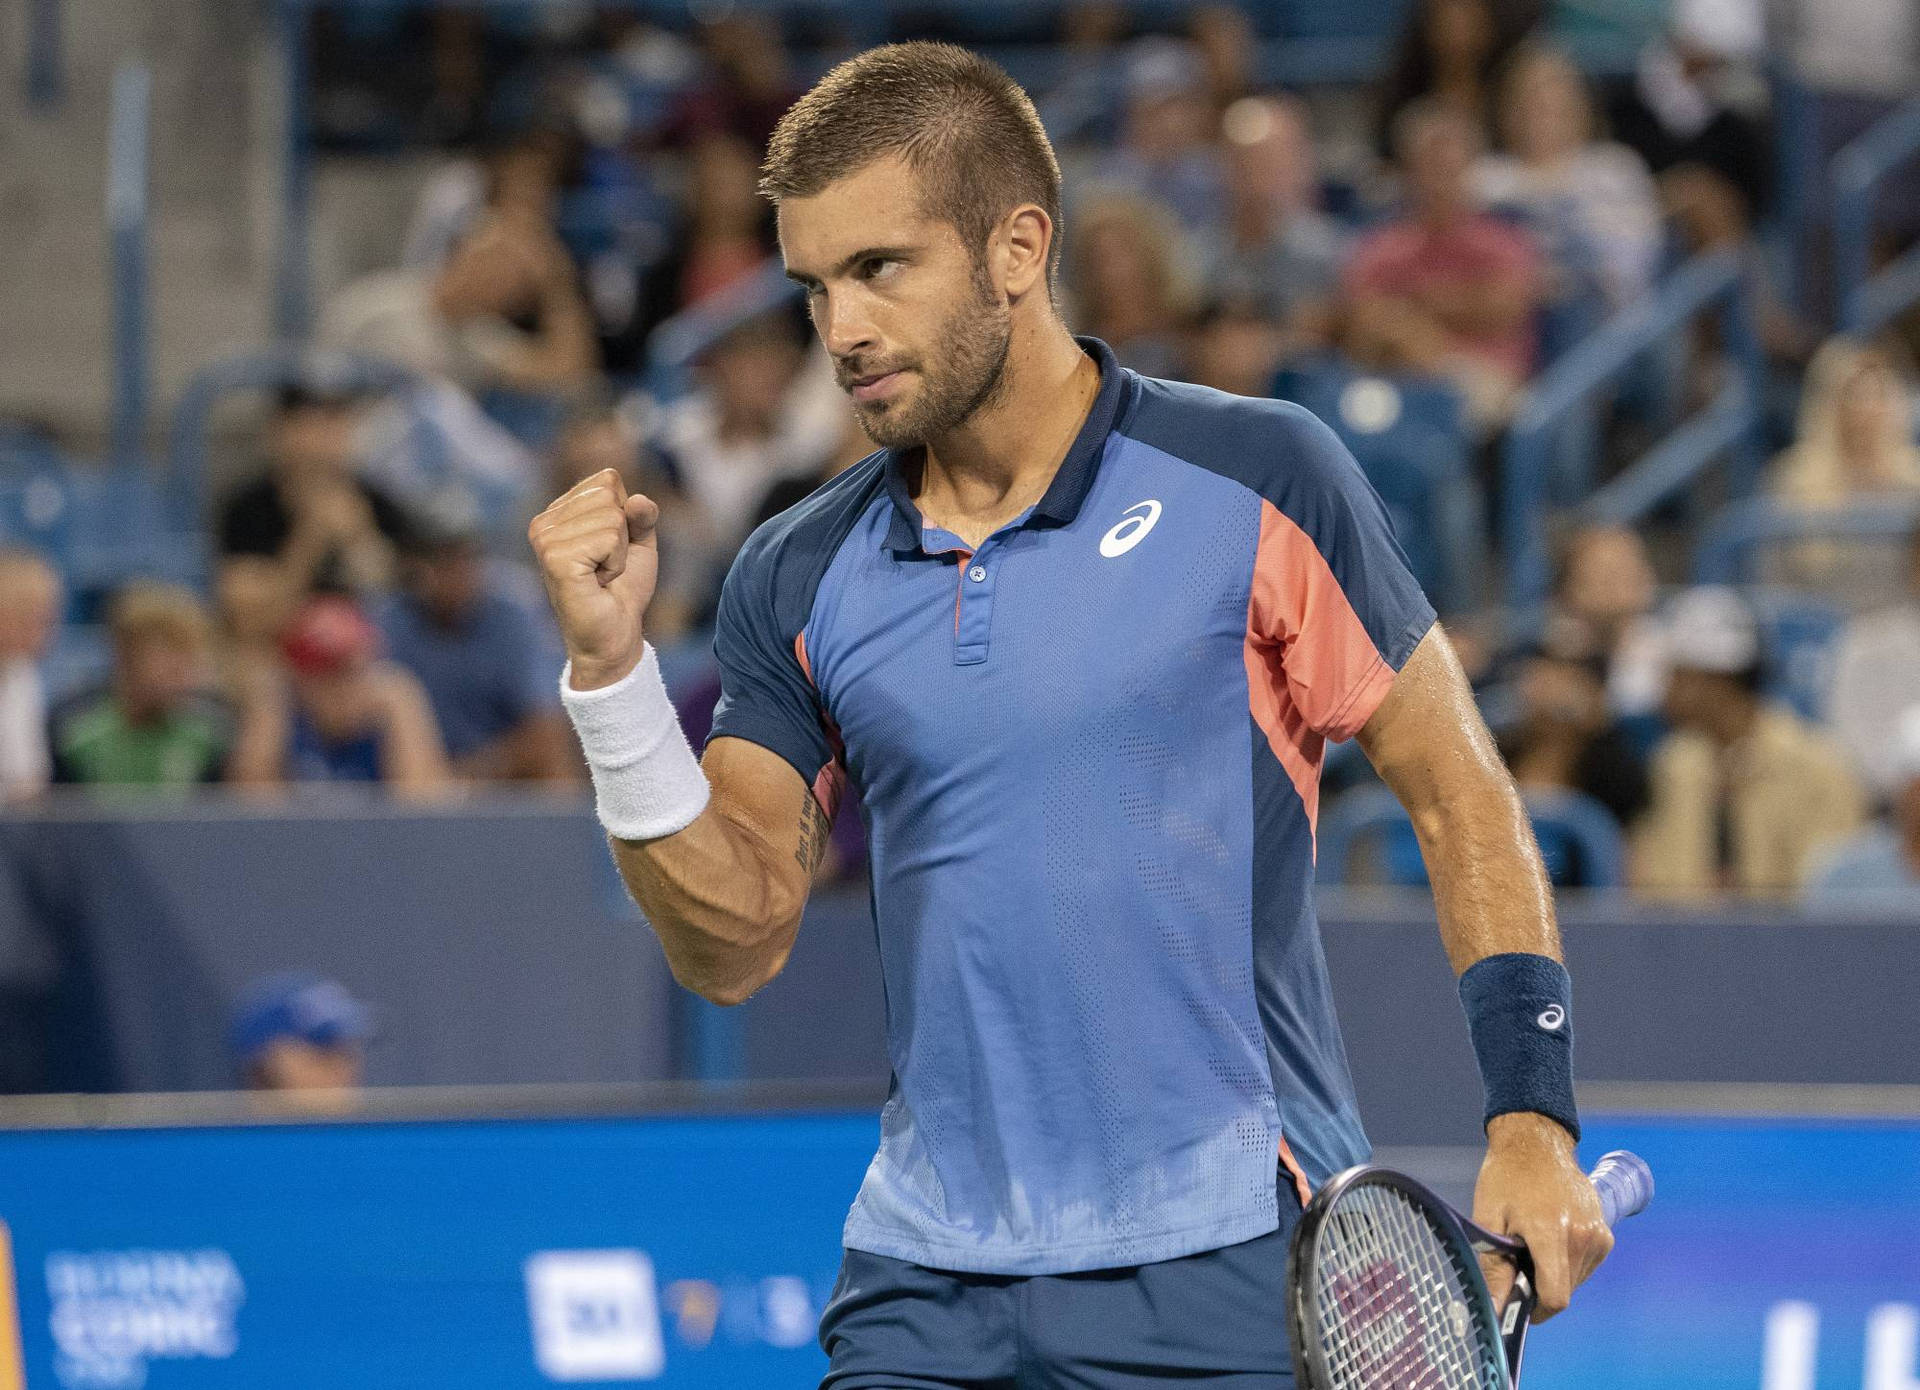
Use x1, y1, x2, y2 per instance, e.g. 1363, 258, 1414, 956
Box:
560, 644, 710, 842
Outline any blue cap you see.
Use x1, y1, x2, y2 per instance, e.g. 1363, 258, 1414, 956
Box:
228, 973, 374, 1065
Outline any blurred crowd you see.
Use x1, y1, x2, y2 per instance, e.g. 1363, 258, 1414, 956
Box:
3, 0, 1919, 907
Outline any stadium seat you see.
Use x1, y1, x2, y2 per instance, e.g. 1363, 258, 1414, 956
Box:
1749, 586, 1847, 723
1317, 784, 1627, 889
1270, 358, 1484, 613
0, 435, 78, 580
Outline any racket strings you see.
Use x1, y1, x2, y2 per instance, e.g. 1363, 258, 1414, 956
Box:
1310, 1184, 1506, 1390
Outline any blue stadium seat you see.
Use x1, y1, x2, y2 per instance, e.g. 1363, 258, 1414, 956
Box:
1316, 784, 1627, 889
1749, 586, 1847, 723
1270, 358, 1484, 613
0, 440, 78, 579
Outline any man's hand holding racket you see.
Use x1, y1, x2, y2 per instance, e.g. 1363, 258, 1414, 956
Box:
1474, 1112, 1614, 1322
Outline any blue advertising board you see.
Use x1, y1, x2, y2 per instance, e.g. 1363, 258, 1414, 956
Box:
0, 1108, 1912, 1388
0, 1108, 878, 1388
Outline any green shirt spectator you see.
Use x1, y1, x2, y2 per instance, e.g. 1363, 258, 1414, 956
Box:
50, 691, 231, 788
48, 583, 232, 790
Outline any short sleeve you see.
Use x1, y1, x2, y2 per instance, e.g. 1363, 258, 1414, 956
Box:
1246, 406, 1436, 742
707, 543, 838, 805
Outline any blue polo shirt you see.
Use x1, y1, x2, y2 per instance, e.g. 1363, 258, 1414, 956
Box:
709, 338, 1435, 1275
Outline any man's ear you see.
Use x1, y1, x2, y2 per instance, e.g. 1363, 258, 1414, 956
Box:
999, 204, 1054, 300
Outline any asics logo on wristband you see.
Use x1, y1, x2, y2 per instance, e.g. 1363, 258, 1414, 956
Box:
1536, 1005, 1566, 1031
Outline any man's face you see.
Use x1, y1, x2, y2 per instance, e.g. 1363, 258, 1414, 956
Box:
118, 637, 200, 719
1404, 118, 1475, 221
250, 1038, 364, 1092
1663, 666, 1732, 731
0, 569, 59, 661
701, 327, 802, 430
410, 544, 485, 624
271, 403, 360, 481
1226, 100, 1315, 220
778, 156, 1013, 450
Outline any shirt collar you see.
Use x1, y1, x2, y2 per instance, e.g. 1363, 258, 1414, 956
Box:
880, 336, 1127, 553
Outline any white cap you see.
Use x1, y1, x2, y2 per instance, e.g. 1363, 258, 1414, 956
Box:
1664, 585, 1760, 675
1672, 0, 1765, 61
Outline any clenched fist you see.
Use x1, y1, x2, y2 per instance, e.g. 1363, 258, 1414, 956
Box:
528, 468, 661, 690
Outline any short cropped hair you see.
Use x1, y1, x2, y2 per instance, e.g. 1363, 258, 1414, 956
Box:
760, 42, 1064, 284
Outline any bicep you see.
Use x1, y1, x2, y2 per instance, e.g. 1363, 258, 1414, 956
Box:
1356, 625, 1509, 816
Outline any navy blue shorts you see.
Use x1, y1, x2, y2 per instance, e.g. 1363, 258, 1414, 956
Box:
818, 1172, 1303, 1389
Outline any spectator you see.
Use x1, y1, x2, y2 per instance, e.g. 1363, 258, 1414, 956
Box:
1806, 706, 1920, 906
229, 596, 452, 798
1771, 339, 1920, 508
401, 127, 573, 272
1495, 646, 1651, 832
49, 584, 231, 790
1767, 339, 1920, 598
1190, 4, 1255, 114
1376, 0, 1544, 155
376, 506, 577, 783
646, 310, 845, 592
1605, 0, 1770, 213
217, 385, 414, 604
0, 550, 59, 802
1546, 523, 1667, 719
1476, 43, 1664, 311
322, 217, 599, 398
1630, 586, 1865, 898
1343, 101, 1543, 434
1091, 38, 1226, 232
1066, 190, 1196, 380
1827, 528, 1920, 801
1200, 96, 1344, 348
611, 129, 780, 370
666, 12, 798, 149
229, 972, 371, 1096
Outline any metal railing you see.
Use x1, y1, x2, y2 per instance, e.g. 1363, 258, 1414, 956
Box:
107, 61, 152, 470
1501, 250, 1765, 611
26, 0, 63, 108
1833, 99, 1920, 337
1691, 496, 1920, 584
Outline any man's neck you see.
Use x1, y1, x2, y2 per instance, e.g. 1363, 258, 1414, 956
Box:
915, 321, 1099, 541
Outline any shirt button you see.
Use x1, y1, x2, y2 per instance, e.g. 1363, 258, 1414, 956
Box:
968, 565, 987, 583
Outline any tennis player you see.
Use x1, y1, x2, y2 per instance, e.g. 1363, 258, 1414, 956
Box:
531, 42, 1610, 1388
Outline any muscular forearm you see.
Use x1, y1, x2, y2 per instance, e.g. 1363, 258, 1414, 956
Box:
1410, 764, 1560, 973
610, 784, 813, 1005
1360, 630, 1559, 974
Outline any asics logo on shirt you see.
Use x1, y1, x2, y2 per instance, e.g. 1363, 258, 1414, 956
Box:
1100, 500, 1162, 557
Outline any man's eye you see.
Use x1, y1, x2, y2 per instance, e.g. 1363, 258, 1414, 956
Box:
861, 258, 899, 281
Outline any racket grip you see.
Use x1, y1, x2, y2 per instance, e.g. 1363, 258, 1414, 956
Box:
1589, 1150, 1654, 1227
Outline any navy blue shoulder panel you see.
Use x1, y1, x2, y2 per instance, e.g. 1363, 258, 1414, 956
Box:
1117, 375, 1435, 668
706, 452, 888, 787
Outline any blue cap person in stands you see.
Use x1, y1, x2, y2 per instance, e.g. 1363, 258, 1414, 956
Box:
228, 972, 373, 1095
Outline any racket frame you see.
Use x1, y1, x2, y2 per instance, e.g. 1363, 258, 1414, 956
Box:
1285, 1163, 1535, 1390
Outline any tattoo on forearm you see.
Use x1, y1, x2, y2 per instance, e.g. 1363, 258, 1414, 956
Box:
797, 789, 830, 871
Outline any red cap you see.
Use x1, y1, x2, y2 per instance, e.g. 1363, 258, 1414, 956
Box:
280, 596, 380, 676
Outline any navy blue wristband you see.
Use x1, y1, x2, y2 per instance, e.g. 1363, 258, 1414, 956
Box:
1458, 952, 1580, 1141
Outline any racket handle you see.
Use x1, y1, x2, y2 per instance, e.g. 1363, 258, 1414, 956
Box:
1589, 1150, 1654, 1227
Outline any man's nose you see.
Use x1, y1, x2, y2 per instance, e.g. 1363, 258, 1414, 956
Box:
817, 290, 877, 359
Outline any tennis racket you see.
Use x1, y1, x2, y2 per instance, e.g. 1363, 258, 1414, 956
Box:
1286, 1149, 1653, 1390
